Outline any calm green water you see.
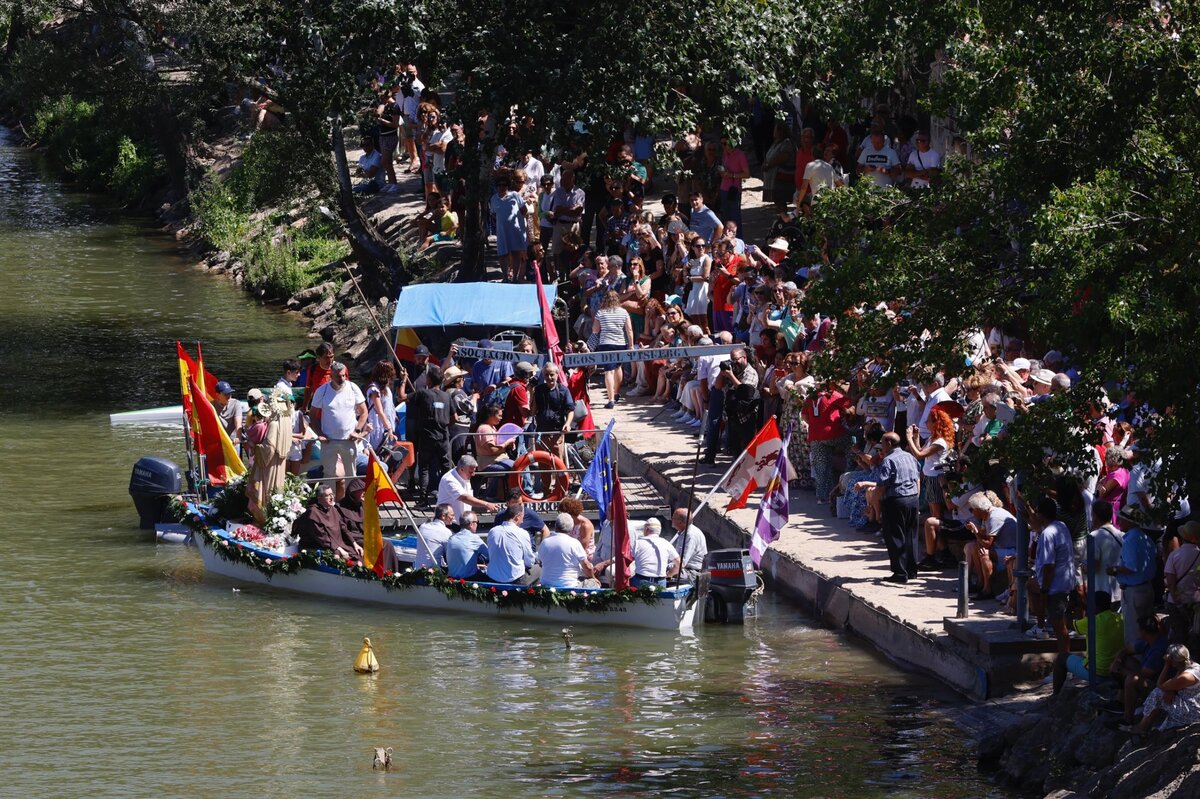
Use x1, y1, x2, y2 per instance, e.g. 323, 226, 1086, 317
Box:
0, 130, 1004, 798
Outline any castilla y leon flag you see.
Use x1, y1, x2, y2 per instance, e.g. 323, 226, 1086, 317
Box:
363, 451, 401, 576
724, 418, 796, 510
749, 427, 793, 567
187, 375, 246, 484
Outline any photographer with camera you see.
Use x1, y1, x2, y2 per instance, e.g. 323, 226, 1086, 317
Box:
706, 345, 759, 464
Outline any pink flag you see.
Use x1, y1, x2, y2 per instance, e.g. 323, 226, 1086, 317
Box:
750, 428, 793, 566
724, 418, 795, 510
532, 263, 562, 370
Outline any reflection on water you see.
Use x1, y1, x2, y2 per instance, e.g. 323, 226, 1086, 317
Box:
0, 128, 1005, 797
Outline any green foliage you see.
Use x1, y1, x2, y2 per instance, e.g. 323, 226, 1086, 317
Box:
109, 137, 161, 200
225, 129, 329, 208
242, 225, 347, 301
801, 1, 1200, 499
26, 95, 166, 203
191, 179, 250, 251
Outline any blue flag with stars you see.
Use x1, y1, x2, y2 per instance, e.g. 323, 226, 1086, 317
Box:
581, 419, 615, 525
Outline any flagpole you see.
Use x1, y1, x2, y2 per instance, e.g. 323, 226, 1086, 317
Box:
675, 408, 708, 587
697, 447, 749, 509
695, 415, 782, 511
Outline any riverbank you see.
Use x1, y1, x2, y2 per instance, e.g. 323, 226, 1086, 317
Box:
590, 398, 1200, 797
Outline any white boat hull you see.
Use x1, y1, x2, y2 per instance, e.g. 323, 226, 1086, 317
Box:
195, 532, 694, 631
111, 401, 250, 426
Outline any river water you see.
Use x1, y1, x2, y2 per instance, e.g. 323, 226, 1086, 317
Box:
0, 130, 1006, 798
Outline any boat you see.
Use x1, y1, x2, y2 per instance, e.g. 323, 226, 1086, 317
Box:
111, 404, 187, 425
181, 505, 698, 632
111, 400, 252, 426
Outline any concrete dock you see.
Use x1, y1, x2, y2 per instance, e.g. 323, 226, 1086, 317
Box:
591, 399, 1075, 700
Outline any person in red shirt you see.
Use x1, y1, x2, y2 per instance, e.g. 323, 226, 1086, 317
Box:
502, 361, 535, 429
710, 239, 744, 334
802, 382, 851, 503
301, 342, 335, 411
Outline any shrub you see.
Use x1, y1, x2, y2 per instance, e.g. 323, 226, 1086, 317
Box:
192, 179, 250, 251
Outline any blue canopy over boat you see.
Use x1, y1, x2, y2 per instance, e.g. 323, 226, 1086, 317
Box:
390, 283, 558, 329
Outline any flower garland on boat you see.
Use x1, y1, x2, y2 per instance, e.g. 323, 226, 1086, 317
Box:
263, 475, 314, 536
172, 504, 666, 613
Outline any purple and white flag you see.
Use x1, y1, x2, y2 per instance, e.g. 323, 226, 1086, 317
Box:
750, 428, 793, 567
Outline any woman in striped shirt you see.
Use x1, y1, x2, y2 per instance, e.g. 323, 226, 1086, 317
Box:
591, 290, 634, 409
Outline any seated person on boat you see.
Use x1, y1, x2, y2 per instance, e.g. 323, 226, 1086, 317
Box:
669, 507, 708, 584
486, 502, 541, 585
630, 517, 680, 588
538, 513, 596, 589
494, 488, 550, 545
437, 454, 500, 522
446, 511, 489, 579
294, 484, 362, 561
414, 503, 456, 570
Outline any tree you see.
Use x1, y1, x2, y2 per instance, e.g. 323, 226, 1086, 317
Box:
409, 0, 818, 279
802, 1, 1200, 500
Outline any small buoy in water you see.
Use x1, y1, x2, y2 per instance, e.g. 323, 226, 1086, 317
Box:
354, 637, 380, 674
561, 626, 574, 650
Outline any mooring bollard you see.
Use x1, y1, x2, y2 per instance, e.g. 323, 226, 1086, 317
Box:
957, 560, 969, 619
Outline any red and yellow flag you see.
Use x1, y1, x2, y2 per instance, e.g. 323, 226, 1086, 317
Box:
176, 341, 218, 400
363, 451, 401, 576
187, 375, 246, 484
395, 328, 439, 365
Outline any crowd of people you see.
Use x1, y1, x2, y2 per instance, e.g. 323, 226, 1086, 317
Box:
213, 333, 710, 592
327, 73, 1200, 724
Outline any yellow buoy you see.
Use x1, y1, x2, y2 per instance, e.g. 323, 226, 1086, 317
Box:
354, 636, 380, 674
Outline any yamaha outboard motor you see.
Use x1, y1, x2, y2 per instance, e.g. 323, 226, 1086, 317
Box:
702, 548, 757, 623
129, 457, 182, 529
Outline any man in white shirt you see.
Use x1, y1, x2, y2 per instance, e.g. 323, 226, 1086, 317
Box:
413, 503, 455, 570
857, 128, 900, 189
486, 505, 540, 584
355, 136, 384, 194
668, 508, 708, 583
436, 454, 500, 522
904, 132, 942, 188
309, 361, 367, 499
399, 63, 424, 170
537, 513, 594, 589
916, 373, 951, 443
518, 150, 545, 197
795, 145, 843, 209
631, 518, 680, 588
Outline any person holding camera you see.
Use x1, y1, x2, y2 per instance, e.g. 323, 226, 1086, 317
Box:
707, 346, 759, 463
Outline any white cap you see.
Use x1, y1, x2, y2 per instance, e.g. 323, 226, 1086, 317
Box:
1010, 357, 1031, 372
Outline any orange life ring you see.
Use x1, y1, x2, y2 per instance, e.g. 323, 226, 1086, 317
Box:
508, 450, 570, 503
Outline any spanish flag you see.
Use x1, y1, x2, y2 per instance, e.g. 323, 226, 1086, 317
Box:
395, 328, 439, 365
188, 375, 246, 484
363, 451, 401, 576
178, 355, 202, 454
176, 341, 218, 400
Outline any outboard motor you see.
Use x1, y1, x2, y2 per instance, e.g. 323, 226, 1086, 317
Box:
702, 548, 757, 624
129, 457, 182, 529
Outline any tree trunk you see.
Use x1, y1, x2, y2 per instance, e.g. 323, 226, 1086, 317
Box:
3, 4, 26, 64
457, 125, 489, 282
330, 117, 405, 298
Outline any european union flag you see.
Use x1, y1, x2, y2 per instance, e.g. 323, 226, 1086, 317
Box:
581, 419, 615, 525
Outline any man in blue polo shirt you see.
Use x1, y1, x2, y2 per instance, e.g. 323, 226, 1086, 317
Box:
857, 432, 920, 583
687, 192, 723, 245
1111, 507, 1159, 647
1028, 496, 1078, 695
